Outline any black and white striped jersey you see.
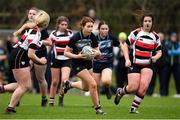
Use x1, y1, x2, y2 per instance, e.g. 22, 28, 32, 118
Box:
50, 30, 73, 60
14, 27, 42, 50
127, 27, 161, 66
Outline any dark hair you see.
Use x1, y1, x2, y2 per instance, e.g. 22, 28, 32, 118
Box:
140, 12, 154, 31
98, 20, 107, 30
53, 16, 69, 35
80, 16, 94, 27
55, 16, 69, 30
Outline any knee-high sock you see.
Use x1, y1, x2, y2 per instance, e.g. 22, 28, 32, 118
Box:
131, 94, 144, 111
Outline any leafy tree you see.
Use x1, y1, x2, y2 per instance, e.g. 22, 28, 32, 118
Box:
0, 0, 179, 35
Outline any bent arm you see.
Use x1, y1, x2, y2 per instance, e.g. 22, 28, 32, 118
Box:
152, 50, 162, 62
42, 38, 52, 46
64, 46, 82, 59
28, 48, 46, 64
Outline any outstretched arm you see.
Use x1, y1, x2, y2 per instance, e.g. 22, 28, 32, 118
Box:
119, 41, 131, 67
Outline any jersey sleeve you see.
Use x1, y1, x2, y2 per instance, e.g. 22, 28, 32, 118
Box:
91, 33, 98, 48
68, 30, 74, 38
112, 35, 120, 47
127, 30, 137, 46
28, 29, 41, 50
41, 29, 49, 40
154, 34, 162, 51
68, 34, 76, 49
49, 31, 57, 42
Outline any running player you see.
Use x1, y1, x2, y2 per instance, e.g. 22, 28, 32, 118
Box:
64, 16, 106, 115
93, 21, 130, 100
5, 10, 50, 114
49, 16, 73, 106
114, 12, 162, 113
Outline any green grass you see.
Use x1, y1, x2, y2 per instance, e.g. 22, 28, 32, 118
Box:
0, 93, 180, 119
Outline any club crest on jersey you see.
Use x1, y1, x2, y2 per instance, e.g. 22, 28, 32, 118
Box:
76, 67, 80, 71
107, 42, 111, 47
21, 61, 25, 65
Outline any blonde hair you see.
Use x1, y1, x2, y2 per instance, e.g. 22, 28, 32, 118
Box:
14, 10, 50, 36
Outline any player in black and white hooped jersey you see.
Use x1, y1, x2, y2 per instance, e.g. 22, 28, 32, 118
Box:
114, 12, 162, 114
0, 7, 51, 107
5, 10, 50, 114
49, 16, 73, 107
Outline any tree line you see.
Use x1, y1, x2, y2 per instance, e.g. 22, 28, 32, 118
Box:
0, 0, 179, 36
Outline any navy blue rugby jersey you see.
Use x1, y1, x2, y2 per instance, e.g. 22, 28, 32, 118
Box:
94, 34, 119, 63
38, 29, 49, 50
68, 31, 98, 62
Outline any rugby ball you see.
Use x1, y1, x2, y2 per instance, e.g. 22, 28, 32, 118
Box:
82, 46, 93, 60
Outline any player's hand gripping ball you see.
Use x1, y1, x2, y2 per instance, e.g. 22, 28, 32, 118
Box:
82, 46, 94, 60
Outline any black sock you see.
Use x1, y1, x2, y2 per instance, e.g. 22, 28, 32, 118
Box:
42, 96, 47, 100
95, 105, 101, 110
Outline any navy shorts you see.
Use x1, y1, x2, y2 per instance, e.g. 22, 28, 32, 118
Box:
71, 60, 92, 75
93, 62, 113, 73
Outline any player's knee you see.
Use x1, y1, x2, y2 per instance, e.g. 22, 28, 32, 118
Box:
83, 87, 89, 91
51, 80, 58, 87
26, 86, 32, 91
102, 80, 111, 87
21, 84, 32, 92
38, 78, 45, 84
89, 82, 97, 90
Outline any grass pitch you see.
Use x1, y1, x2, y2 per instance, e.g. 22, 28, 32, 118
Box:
0, 93, 180, 119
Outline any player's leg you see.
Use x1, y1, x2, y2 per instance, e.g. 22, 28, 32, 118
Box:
6, 67, 32, 113
101, 68, 112, 99
34, 63, 48, 106
59, 66, 71, 106
130, 68, 153, 113
49, 68, 60, 106
77, 69, 106, 115
114, 72, 140, 105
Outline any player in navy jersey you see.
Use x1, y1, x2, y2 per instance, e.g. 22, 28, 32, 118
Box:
49, 16, 73, 106
93, 21, 130, 100
5, 10, 50, 114
0, 40, 7, 85
0, 36, 18, 94
64, 16, 105, 115
114, 12, 162, 113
